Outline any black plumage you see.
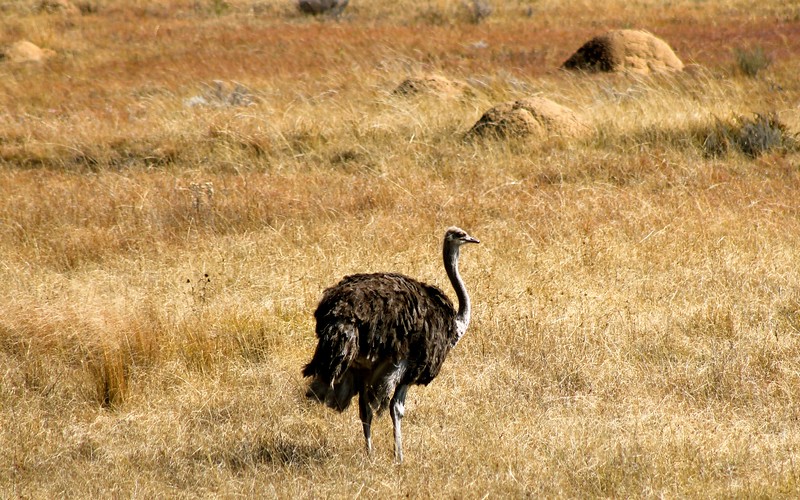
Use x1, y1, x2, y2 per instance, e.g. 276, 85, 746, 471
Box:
302, 227, 479, 463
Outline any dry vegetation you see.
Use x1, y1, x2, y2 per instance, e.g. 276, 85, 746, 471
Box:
2, 0, 800, 497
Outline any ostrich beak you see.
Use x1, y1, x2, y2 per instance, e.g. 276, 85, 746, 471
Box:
465, 235, 480, 244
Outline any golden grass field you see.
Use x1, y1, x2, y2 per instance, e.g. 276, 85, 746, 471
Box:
2, 0, 800, 497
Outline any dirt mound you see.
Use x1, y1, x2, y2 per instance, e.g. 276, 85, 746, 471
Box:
393, 75, 472, 97
1, 41, 55, 63
467, 96, 588, 139
562, 29, 683, 74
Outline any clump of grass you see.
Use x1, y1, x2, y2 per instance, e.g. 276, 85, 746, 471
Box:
460, 0, 493, 24
75, 1, 100, 15
414, 6, 449, 26
297, 0, 348, 16
88, 346, 130, 408
186, 183, 216, 231
737, 112, 794, 157
209, 0, 230, 16
733, 46, 771, 77
701, 118, 737, 157
701, 113, 795, 158
185, 81, 256, 108
191, 0, 230, 16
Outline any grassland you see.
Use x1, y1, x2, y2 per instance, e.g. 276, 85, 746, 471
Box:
1, 0, 800, 497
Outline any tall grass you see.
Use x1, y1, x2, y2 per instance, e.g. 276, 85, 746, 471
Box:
1, 0, 800, 497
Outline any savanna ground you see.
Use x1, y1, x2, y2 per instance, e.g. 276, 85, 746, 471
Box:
2, 0, 800, 497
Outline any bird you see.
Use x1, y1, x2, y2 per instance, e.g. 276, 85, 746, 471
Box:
302, 226, 480, 463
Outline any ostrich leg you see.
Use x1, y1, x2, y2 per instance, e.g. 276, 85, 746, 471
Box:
358, 390, 373, 456
390, 384, 410, 463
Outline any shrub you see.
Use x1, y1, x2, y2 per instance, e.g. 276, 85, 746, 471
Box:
702, 113, 796, 158
734, 46, 771, 77
297, 0, 348, 16
461, 0, 492, 24
737, 112, 792, 157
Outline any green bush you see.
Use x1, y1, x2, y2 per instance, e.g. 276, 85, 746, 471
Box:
734, 46, 771, 77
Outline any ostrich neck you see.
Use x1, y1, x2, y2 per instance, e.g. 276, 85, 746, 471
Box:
443, 242, 470, 344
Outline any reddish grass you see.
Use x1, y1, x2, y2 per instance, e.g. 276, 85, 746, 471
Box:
3, 6, 799, 114
2, 1, 800, 497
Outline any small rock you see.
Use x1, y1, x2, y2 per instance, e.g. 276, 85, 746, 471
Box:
1, 41, 56, 63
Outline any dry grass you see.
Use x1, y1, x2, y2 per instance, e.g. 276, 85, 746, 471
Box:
2, 0, 800, 497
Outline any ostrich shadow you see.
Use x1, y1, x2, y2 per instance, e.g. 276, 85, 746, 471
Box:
226, 435, 332, 470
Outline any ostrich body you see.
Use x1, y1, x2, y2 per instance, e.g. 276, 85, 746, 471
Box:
302, 226, 479, 462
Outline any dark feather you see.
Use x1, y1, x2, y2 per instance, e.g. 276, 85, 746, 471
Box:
303, 272, 457, 412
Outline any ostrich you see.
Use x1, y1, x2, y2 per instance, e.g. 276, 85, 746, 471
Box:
302, 226, 480, 463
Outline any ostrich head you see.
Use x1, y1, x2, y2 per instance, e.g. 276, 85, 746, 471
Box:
444, 226, 480, 248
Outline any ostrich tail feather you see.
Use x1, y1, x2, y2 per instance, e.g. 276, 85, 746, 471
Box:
303, 321, 359, 412
305, 372, 357, 412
